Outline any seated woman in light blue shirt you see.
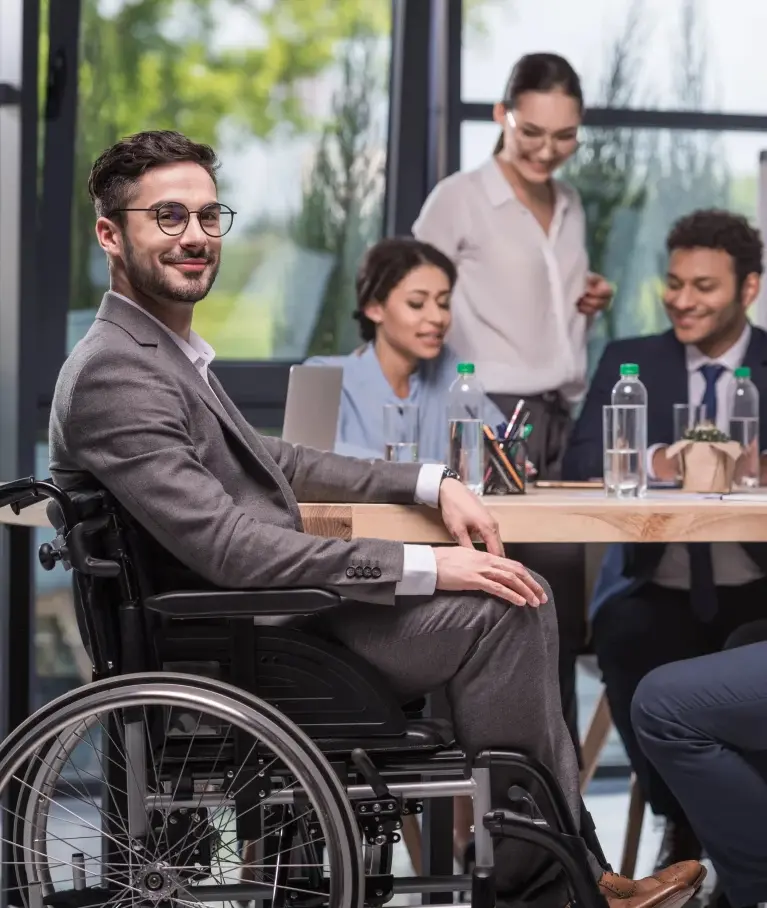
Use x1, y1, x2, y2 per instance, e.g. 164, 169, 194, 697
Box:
305, 237, 505, 463
305, 236, 504, 867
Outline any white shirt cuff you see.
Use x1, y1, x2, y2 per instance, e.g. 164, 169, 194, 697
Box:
647, 443, 666, 481
395, 544, 438, 597
414, 463, 445, 508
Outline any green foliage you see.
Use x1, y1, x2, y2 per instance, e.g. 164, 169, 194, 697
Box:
684, 426, 730, 443
70, 0, 390, 313
290, 39, 385, 357
562, 0, 647, 344
564, 0, 734, 363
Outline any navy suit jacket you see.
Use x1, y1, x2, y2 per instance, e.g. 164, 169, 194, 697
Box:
562, 327, 767, 616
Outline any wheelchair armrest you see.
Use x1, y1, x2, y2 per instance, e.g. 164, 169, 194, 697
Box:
143, 587, 342, 619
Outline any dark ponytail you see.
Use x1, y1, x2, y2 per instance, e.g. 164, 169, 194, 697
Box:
494, 53, 583, 154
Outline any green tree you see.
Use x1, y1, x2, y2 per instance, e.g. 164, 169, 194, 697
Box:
562, 0, 648, 348
71, 0, 390, 311
289, 39, 385, 357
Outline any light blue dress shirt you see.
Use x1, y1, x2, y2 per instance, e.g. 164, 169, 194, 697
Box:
305, 343, 507, 462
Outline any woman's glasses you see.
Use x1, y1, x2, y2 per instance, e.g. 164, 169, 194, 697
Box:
109, 202, 236, 237
505, 110, 580, 154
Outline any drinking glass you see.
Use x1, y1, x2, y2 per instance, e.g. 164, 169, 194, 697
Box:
383, 404, 419, 462
603, 405, 645, 498
673, 403, 708, 441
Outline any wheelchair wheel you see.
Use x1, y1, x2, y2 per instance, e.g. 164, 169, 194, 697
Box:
6, 673, 363, 908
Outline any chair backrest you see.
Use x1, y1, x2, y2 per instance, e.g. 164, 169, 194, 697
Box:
44, 484, 412, 738
46, 489, 148, 676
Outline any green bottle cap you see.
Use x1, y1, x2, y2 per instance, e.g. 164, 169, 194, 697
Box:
620, 363, 639, 376
734, 366, 751, 379
457, 363, 475, 375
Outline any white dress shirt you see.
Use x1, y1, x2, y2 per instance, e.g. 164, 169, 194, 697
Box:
115, 293, 442, 596
649, 323, 763, 588
413, 157, 590, 402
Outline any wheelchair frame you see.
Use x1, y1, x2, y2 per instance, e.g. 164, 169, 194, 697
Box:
0, 476, 609, 908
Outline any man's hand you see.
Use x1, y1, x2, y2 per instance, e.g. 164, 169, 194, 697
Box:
438, 478, 503, 556
652, 445, 679, 482
433, 547, 547, 607
576, 272, 613, 316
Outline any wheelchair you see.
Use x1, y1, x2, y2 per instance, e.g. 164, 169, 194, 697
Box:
0, 476, 609, 908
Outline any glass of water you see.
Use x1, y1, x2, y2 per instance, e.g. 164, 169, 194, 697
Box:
603, 405, 645, 498
383, 404, 419, 462
673, 403, 708, 440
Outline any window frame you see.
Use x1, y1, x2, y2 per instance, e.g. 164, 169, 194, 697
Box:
35, 0, 441, 434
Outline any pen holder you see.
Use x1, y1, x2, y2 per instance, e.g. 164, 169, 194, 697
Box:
482, 428, 527, 495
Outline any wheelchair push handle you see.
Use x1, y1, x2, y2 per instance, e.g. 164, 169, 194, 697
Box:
0, 476, 38, 509
0, 476, 121, 578
0, 476, 79, 527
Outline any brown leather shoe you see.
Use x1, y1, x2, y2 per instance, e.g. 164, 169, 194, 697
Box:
598, 862, 707, 908
601, 887, 694, 908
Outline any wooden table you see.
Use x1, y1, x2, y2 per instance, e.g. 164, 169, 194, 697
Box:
5, 487, 767, 543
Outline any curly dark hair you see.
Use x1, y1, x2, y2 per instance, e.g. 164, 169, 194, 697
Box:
667, 209, 764, 294
88, 130, 220, 221
354, 237, 457, 342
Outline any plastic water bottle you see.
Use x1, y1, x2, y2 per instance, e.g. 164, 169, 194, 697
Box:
447, 363, 484, 496
605, 363, 648, 497
729, 366, 760, 489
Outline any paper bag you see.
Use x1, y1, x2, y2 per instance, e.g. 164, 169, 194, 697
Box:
666, 439, 742, 493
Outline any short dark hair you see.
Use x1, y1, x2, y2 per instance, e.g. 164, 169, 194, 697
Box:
354, 238, 457, 343
494, 53, 584, 154
88, 130, 221, 220
666, 209, 764, 294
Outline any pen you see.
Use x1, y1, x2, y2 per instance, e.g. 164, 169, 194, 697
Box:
504, 399, 525, 440
507, 408, 531, 444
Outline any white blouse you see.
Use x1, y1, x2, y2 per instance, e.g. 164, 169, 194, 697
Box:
413, 157, 591, 402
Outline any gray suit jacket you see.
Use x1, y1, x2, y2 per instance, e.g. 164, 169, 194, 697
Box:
49, 293, 423, 605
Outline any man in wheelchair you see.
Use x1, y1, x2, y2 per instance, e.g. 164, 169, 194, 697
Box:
41, 129, 703, 908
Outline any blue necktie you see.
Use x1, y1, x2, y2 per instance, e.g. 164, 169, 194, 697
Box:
699, 363, 726, 424
688, 363, 726, 621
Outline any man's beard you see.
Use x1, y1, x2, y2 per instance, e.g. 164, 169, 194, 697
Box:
123, 235, 220, 304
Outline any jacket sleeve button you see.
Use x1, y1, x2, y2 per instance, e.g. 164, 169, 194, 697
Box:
346, 567, 356, 578
371, 567, 382, 579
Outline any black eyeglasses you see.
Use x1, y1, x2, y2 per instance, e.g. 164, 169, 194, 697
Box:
109, 202, 237, 237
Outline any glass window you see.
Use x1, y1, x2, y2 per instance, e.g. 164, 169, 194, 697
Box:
68, 0, 391, 360
462, 0, 767, 115
461, 121, 767, 363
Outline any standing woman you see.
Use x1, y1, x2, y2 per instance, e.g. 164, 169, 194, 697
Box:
413, 52, 612, 475
413, 53, 613, 766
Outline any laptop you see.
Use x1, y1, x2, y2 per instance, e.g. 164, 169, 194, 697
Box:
281, 364, 343, 450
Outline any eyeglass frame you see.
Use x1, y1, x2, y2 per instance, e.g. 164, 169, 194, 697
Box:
106, 201, 238, 237
503, 108, 580, 154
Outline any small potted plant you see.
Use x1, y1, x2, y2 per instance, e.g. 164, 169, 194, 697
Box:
666, 424, 742, 493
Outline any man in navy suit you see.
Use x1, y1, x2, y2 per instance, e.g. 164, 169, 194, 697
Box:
632, 622, 767, 908
563, 209, 767, 870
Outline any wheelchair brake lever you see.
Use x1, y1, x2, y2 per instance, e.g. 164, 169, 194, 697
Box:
351, 748, 390, 799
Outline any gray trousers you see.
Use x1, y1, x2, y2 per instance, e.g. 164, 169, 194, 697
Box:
321, 575, 600, 906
